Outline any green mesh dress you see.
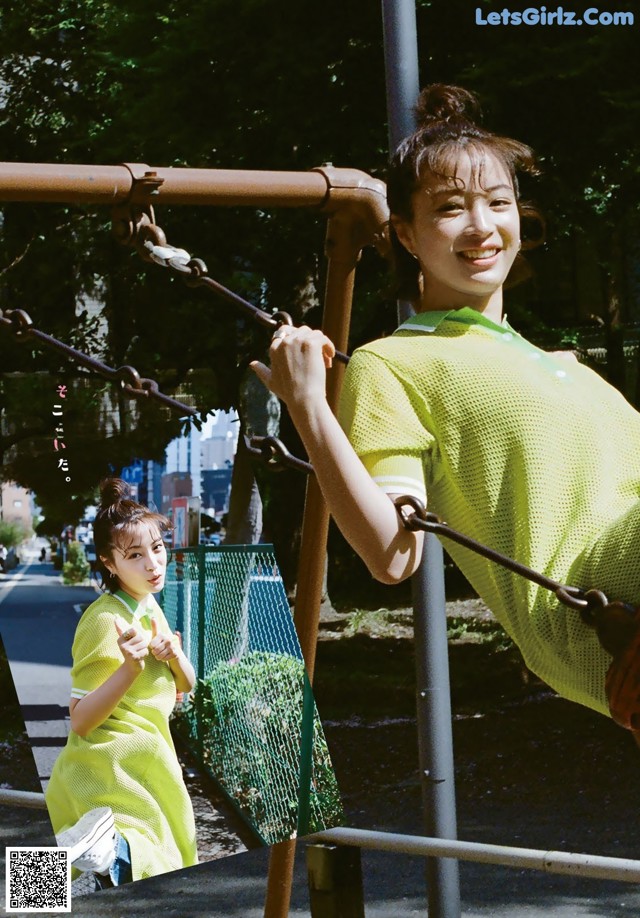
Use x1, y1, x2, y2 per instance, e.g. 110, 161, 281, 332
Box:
339, 308, 640, 717
45, 591, 198, 881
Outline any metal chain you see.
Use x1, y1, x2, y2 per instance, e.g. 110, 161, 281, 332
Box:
131, 220, 350, 364
0, 308, 199, 417
243, 435, 314, 475
0, 215, 623, 630
391, 495, 620, 619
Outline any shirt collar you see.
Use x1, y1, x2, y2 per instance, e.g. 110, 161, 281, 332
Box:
113, 589, 156, 625
395, 307, 513, 336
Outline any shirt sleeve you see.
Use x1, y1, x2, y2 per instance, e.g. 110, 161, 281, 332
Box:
337, 347, 435, 504
70, 601, 123, 700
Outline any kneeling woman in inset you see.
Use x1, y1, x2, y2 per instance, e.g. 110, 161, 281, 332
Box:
46, 479, 198, 886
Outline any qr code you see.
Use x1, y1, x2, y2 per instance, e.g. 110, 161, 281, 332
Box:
5, 847, 71, 913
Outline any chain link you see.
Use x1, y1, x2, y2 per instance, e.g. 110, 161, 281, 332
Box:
0, 308, 199, 417
392, 495, 597, 614
243, 435, 314, 474
130, 220, 349, 363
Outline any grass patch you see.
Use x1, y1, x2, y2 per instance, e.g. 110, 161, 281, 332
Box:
342, 608, 412, 638
446, 616, 514, 651
342, 607, 514, 651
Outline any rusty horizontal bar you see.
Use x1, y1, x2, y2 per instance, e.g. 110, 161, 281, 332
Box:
0, 163, 131, 204
0, 162, 331, 208
138, 167, 331, 208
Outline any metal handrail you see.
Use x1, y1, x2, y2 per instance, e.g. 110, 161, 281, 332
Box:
311, 827, 640, 884
0, 789, 47, 809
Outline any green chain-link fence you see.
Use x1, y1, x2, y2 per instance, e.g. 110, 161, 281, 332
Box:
162, 544, 343, 845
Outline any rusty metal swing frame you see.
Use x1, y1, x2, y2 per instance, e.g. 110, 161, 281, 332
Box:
0, 159, 388, 916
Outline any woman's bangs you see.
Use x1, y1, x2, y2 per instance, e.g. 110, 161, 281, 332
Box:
419, 140, 511, 193
109, 518, 163, 556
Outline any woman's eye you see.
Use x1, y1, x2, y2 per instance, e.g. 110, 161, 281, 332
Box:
491, 198, 512, 208
438, 201, 463, 213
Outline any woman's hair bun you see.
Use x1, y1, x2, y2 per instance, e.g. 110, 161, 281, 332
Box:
99, 477, 131, 508
414, 84, 482, 130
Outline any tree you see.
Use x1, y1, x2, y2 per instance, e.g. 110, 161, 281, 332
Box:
0, 0, 393, 586
416, 1, 640, 342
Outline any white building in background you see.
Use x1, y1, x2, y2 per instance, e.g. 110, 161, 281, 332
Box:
165, 423, 202, 484
200, 411, 238, 517
201, 411, 239, 470
164, 411, 239, 480
161, 411, 239, 517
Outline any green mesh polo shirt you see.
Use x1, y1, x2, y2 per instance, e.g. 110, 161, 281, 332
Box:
338, 307, 640, 716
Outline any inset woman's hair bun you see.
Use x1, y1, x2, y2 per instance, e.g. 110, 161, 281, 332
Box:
414, 83, 482, 129
99, 477, 131, 508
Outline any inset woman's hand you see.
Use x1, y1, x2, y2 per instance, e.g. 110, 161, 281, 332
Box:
114, 618, 149, 672
148, 617, 180, 662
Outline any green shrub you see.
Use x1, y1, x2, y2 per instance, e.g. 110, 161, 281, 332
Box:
185, 651, 343, 843
62, 541, 91, 585
0, 520, 26, 549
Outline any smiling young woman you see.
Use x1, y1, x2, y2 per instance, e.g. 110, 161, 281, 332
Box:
251, 84, 640, 740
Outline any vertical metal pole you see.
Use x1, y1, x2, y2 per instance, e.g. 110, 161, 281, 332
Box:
382, 2, 462, 915
382, 0, 421, 146
297, 672, 315, 837
197, 545, 207, 762
413, 537, 461, 918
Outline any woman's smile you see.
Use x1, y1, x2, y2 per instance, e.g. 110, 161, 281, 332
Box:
457, 246, 501, 264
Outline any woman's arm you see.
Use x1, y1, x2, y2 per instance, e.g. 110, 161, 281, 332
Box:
167, 652, 196, 694
69, 622, 149, 737
251, 327, 424, 584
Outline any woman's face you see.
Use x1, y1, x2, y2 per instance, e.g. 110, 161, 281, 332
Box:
101, 523, 167, 602
392, 150, 521, 317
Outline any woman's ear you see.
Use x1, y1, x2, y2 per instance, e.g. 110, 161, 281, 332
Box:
100, 555, 114, 574
390, 215, 417, 259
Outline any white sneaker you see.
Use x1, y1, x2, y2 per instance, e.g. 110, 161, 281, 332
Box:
56, 807, 116, 875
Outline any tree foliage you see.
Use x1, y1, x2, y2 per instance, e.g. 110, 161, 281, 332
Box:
0, 519, 27, 548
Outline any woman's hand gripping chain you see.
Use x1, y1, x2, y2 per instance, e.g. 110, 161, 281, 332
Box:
250, 325, 336, 410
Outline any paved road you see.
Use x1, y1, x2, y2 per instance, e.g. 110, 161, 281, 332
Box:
0, 560, 98, 790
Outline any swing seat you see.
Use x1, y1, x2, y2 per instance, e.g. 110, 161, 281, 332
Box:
604, 605, 640, 731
